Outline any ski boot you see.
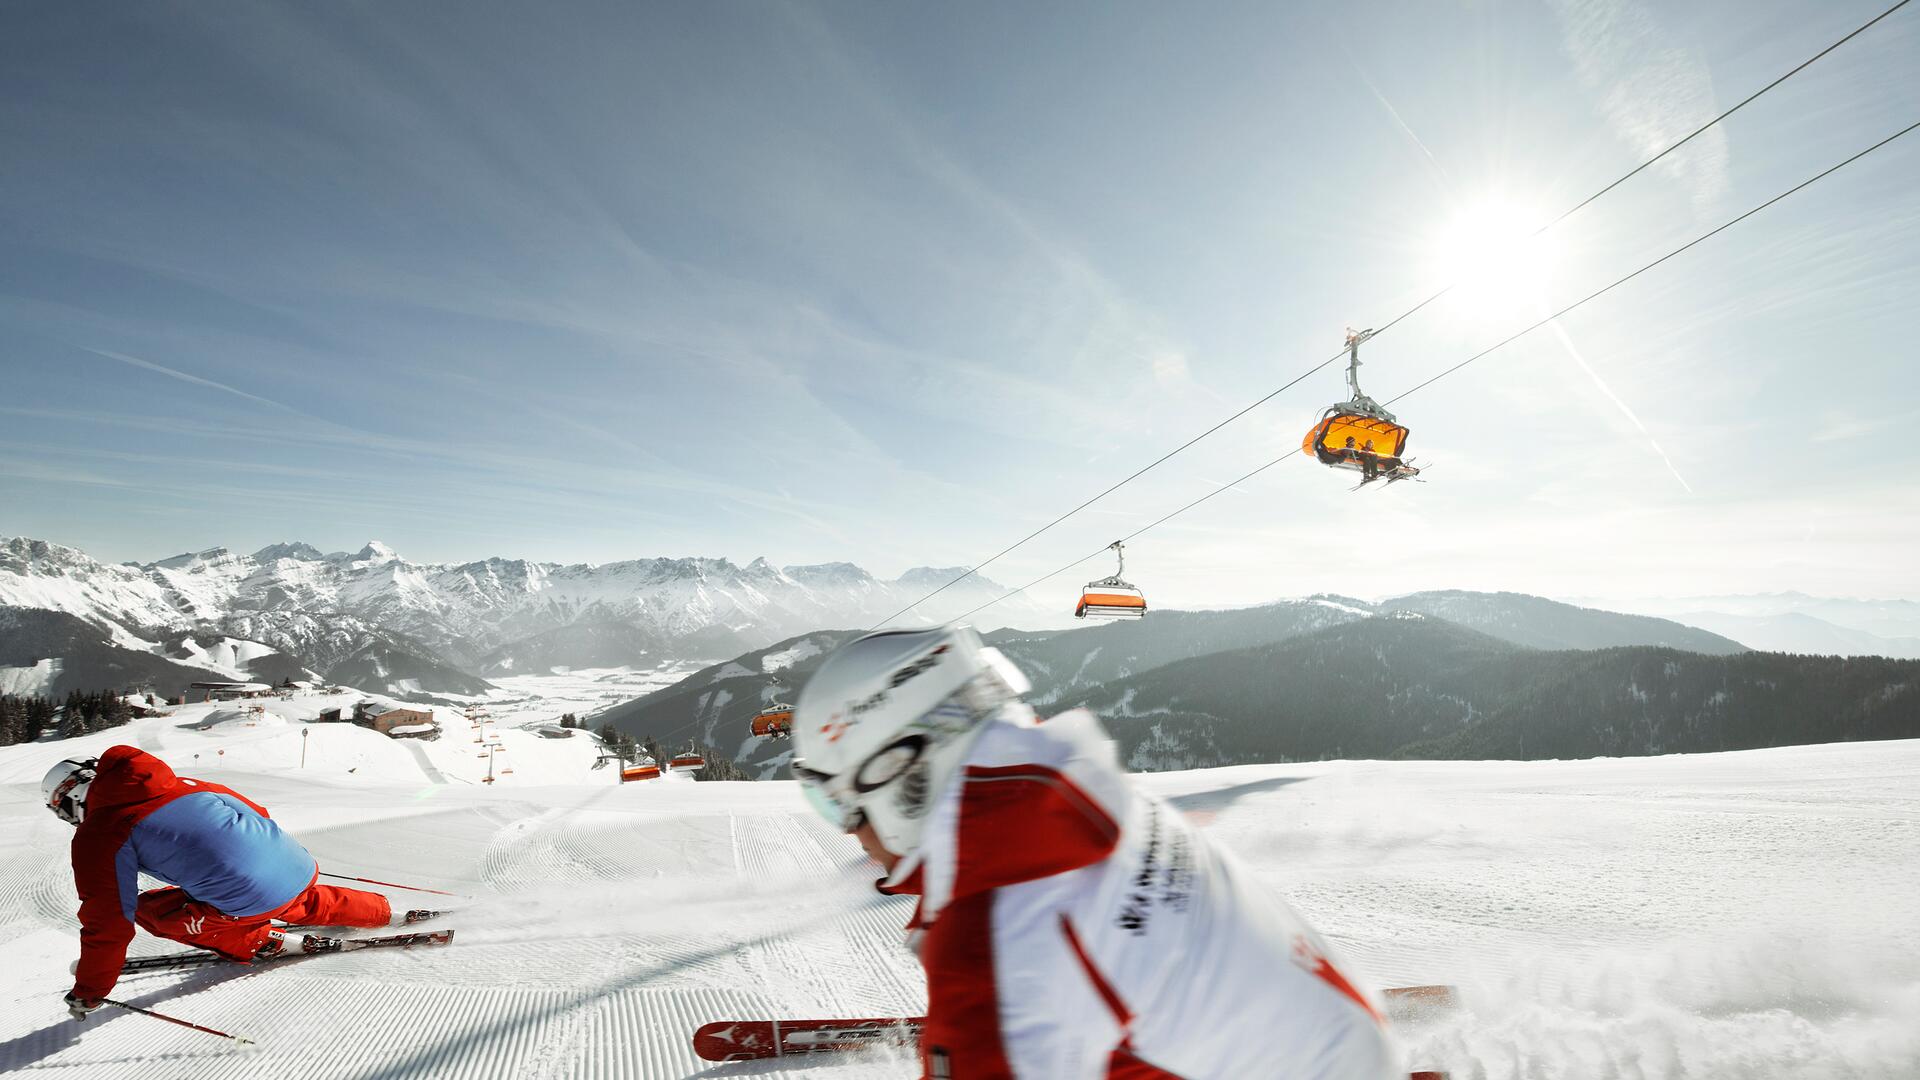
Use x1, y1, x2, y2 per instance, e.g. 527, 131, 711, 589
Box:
402, 909, 447, 925
253, 929, 290, 960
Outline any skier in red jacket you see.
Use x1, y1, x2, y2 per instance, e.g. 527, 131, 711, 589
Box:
788, 626, 1400, 1079
42, 745, 396, 1020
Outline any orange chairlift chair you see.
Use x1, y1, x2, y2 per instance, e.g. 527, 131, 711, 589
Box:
750, 703, 795, 739
1075, 541, 1147, 619
1301, 329, 1423, 486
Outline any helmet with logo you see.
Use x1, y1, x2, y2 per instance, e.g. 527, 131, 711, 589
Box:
42, 757, 100, 826
792, 624, 1030, 856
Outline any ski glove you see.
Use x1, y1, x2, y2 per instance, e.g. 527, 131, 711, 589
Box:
64, 991, 103, 1021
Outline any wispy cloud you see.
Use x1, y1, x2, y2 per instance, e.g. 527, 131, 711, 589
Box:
1549, 0, 1730, 211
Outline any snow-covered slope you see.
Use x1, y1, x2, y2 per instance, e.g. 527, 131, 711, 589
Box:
0, 723, 1911, 1079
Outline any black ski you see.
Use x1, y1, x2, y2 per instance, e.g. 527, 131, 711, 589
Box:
120, 929, 454, 974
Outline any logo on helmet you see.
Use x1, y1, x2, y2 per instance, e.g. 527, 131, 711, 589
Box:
887, 645, 949, 689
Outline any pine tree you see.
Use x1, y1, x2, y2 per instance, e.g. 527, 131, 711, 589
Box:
25, 696, 55, 742
101, 694, 133, 730
693, 747, 748, 782
0, 696, 20, 747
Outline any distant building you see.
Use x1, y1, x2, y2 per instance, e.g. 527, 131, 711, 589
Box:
190, 681, 274, 702
316, 707, 345, 724
536, 725, 575, 739
353, 703, 438, 739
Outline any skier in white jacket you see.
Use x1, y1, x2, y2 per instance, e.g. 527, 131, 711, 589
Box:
791, 624, 1401, 1080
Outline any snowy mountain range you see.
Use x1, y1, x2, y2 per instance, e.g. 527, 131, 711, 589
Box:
0, 536, 1054, 697
1604, 592, 1920, 659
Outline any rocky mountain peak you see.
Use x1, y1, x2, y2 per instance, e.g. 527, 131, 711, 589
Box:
252, 541, 325, 562
354, 540, 400, 564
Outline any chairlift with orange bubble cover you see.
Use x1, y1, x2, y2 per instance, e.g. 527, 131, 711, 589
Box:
1075, 541, 1146, 619
749, 703, 794, 739
1302, 329, 1424, 488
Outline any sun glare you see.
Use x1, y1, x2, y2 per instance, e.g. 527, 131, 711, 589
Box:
1429, 196, 1560, 320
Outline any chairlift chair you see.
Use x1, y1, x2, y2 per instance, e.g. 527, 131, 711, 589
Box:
1075, 541, 1147, 619
750, 703, 795, 739
1302, 329, 1423, 484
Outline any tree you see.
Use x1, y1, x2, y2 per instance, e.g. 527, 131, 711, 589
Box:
0, 696, 23, 747
24, 696, 54, 743
694, 748, 749, 782
597, 722, 640, 764
100, 694, 133, 730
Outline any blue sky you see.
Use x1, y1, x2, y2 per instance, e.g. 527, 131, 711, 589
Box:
2, 0, 1917, 617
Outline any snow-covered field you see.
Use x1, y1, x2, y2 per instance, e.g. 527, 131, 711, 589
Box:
478, 664, 714, 729
1, 712, 1914, 1079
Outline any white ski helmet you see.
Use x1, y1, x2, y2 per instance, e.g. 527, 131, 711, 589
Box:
792, 625, 1030, 856
42, 757, 99, 826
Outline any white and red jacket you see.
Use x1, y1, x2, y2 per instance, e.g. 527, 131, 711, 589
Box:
879, 707, 1400, 1080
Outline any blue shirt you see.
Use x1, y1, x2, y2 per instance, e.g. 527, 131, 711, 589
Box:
121, 789, 316, 919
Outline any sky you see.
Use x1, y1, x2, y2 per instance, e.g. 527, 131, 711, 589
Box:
2, 0, 1917, 621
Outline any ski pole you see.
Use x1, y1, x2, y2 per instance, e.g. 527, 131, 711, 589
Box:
101, 998, 254, 1045
318, 871, 469, 898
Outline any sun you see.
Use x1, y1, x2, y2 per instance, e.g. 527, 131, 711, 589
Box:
1428, 195, 1561, 320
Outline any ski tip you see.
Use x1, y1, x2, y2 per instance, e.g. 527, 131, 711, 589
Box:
1383, 984, 1461, 1025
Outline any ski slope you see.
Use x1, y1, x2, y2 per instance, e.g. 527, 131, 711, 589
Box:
0, 710, 1915, 1079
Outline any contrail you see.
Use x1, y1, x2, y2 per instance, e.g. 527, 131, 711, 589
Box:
86, 347, 299, 413
1543, 319, 1694, 494
1343, 45, 1452, 192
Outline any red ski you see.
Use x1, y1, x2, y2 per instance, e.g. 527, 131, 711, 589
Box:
693, 985, 1459, 1062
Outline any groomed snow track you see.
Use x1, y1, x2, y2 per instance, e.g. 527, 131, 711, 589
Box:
2, 718, 1917, 1078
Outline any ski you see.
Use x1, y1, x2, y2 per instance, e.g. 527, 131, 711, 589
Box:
693, 985, 1459, 1061
326, 928, 454, 954
120, 929, 454, 974
693, 1017, 917, 1062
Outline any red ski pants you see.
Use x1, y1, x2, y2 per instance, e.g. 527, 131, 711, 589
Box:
134, 875, 391, 961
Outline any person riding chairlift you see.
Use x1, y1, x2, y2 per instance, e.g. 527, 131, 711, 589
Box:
1358, 438, 1381, 482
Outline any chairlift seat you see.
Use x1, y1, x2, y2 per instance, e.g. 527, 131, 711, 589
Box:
1076, 586, 1147, 619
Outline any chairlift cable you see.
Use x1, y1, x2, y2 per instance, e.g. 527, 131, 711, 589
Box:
949, 119, 1920, 623
870, 0, 1911, 629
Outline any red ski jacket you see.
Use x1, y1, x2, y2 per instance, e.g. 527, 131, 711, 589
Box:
874, 708, 1398, 1079
69, 745, 315, 999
